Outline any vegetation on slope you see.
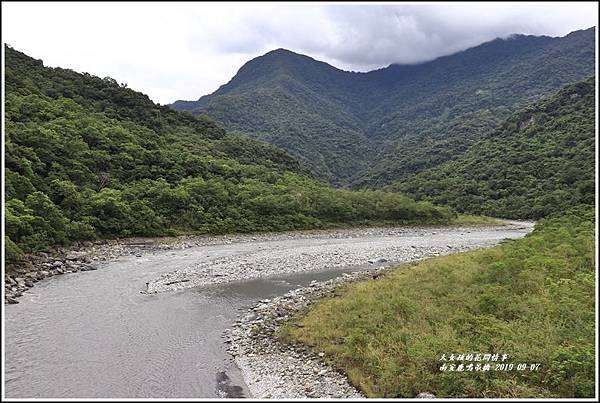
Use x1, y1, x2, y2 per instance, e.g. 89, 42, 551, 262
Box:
280, 206, 595, 398
4, 46, 455, 264
172, 28, 595, 186
352, 28, 596, 187
176, 49, 374, 183
391, 77, 595, 219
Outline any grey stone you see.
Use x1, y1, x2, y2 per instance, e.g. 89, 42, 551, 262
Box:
66, 251, 86, 260
416, 392, 436, 398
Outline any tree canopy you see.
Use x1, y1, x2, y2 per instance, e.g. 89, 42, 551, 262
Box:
390, 77, 596, 219
4, 46, 455, 263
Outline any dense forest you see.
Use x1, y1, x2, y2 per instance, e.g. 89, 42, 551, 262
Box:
391, 77, 595, 219
175, 48, 375, 183
172, 28, 595, 186
4, 46, 456, 264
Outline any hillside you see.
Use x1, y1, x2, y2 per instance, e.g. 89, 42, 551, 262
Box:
174, 49, 373, 183
4, 46, 456, 263
171, 28, 595, 186
391, 77, 595, 219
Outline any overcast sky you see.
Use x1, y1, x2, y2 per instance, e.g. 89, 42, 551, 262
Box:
2, 2, 597, 104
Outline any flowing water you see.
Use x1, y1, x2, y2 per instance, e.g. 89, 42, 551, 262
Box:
3, 224, 532, 398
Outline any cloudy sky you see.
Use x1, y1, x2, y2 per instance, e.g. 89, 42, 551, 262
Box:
2, 2, 597, 104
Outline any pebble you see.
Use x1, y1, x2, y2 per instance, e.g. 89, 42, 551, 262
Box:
144, 223, 531, 294
417, 392, 436, 398
221, 222, 533, 398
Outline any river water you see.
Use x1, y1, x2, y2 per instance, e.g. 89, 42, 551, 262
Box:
3, 224, 532, 398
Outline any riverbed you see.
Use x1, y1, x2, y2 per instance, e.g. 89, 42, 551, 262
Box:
3, 223, 533, 398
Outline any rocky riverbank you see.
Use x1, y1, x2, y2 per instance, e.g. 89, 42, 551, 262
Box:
4, 222, 531, 305
224, 268, 379, 398
222, 223, 534, 398
224, 266, 446, 398
144, 223, 532, 294
5, 240, 131, 304
4, 233, 250, 303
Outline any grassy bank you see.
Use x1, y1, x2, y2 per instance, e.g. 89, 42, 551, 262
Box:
280, 206, 595, 398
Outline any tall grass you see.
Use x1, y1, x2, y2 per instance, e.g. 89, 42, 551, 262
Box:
280, 206, 595, 397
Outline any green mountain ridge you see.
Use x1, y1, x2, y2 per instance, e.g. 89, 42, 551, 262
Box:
171, 27, 595, 186
390, 77, 596, 219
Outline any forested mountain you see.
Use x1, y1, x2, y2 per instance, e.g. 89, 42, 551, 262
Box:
171, 27, 595, 186
174, 49, 374, 183
390, 77, 595, 219
4, 46, 455, 263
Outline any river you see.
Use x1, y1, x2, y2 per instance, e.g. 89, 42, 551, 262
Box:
3, 223, 533, 398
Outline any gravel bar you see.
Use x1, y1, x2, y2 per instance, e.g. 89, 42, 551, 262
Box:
220, 221, 533, 398
144, 222, 533, 294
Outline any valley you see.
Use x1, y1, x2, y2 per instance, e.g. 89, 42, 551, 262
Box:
2, 13, 596, 400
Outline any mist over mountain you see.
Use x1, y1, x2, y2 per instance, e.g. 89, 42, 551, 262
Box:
171, 27, 595, 186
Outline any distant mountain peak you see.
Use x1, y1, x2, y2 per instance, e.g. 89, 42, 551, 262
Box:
253, 47, 326, 67
263, 48, 299, 56
170, 28, 595, 185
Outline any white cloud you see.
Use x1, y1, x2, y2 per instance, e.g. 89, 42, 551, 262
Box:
2, 2, 597, 104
